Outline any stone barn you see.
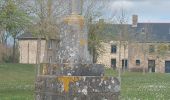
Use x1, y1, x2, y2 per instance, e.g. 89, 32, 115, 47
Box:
18, 33, 57, 64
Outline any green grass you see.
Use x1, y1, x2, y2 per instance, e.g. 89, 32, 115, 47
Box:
105, 69, 170, 100
105, 68, 118, 76
1, 64, 170, 100
0, 64, 35, 100
121, 72, 170, 100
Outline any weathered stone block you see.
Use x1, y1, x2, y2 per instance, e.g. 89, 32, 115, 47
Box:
35, 76, 120, 100
42, 63, 105, 76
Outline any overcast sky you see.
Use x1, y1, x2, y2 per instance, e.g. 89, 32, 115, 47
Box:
106, 0, 170, 23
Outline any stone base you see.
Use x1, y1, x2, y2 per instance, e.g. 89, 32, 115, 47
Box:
35, 76, 120, 100
36, 63, 120, 100
42, 63, 105, 76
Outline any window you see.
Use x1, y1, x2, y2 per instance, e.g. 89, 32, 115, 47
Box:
49, 56, 52, 63
48, 40, 52, 49
149, 45, 155, 53
111, 45, 117, 53
136, 60, 140, 66
141, 28, 145, 33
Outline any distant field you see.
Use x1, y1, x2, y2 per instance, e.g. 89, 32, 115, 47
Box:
0, 64, 170, 100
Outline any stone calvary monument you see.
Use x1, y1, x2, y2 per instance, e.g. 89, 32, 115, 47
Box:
35, 0, 120, 100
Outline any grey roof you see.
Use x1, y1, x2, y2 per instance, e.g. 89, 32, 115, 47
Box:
132, 23, 170, 42
101, 22, 170, 42
17, 33, 45, 40
90, 23, 131, 42
18, 23, 170, 42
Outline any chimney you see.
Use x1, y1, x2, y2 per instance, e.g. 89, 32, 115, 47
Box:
132, 15, 138, 27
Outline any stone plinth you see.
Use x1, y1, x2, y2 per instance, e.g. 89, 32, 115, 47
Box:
35, 76, 120, 100
36, 63, 120, 100
42, 63, 104, 76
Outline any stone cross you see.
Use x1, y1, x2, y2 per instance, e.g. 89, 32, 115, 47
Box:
35, 1, 120, 99
71, 0, 83, 15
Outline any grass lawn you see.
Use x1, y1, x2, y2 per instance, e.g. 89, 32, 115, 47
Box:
121, 72, 170, 100
0, 64, 170, 100
0, 64, 35, 100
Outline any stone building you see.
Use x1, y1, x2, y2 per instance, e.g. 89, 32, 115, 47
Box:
97, 15, 170, 73
18, 15, 170, 73
97, 41, 128, 69
18, 33, 57, 64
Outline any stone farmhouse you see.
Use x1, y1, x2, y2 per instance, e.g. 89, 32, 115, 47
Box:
97, 15, 170, 73
18, 15, 170, 73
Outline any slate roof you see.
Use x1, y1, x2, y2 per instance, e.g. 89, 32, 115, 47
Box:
17, 33, 45, 40
92, 23, 131, 42
131, 23, 170, 42
101, 22, 170, 42
18, 22, 170, 42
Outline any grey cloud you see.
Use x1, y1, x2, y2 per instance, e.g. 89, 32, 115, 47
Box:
106, 0, 170, 22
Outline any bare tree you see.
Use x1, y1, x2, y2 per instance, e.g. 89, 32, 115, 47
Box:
83, 0, 111, 63
113, 8, 129, 74
141, 23, 152, 74
27, 0, 70, 75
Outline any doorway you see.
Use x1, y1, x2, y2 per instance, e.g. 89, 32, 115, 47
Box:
111, 59, 116, 70
122, 59, 128, 70
148, 60, 155, 72
165, 61, 170, 73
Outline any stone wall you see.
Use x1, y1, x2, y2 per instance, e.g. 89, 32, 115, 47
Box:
97, 41, 128, 68
129, 42, 170, 73
18, 39, 57, 64
18, 39, 170, 73
97, 41, 170, 73
18, 39, 46, 64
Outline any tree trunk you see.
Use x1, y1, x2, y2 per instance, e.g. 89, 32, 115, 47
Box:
36, 36, 41, 76
142, 43, 146, 75
91, 47, 94, 63
118, 40, 121, 83
93, 47, 96, 63
12, 37, 16, 63
123, 44, 126, 73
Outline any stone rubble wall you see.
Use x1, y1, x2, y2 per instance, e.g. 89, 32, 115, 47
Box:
18, 40, 46, 64
18, 39, 57, 64
97, 41, 170, 73
97, 41, 128, 68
